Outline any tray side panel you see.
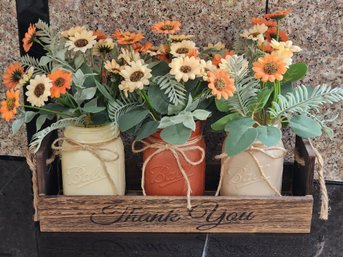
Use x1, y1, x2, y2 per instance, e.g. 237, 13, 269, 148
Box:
38, 195, 313, 233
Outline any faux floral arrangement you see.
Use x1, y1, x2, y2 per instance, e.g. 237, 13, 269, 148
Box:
0, 20, 241, 149
209, 10, 343, 156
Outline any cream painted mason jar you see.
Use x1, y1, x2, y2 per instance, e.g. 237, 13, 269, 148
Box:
61, 124, 125, 195
219, 138, 286, 196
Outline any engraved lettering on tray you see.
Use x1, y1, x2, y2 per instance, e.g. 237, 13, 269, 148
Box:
90, 201, 255, 231
149, 164, 195, 188
67, 166, 107, 188
228, 165, 271, 189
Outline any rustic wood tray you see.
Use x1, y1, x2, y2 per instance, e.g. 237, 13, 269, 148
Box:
34, 136, 315, 233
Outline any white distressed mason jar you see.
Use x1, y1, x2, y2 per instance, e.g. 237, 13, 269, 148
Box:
61, 124, 125, 195
219, 138, 286, 196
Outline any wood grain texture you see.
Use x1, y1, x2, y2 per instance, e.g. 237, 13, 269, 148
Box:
38, 194, 313, 233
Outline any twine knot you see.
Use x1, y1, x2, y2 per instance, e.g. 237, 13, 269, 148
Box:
132, 136, 205, 210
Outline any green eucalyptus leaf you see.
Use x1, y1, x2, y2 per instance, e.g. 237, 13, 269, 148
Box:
282, 63, 308, 83
160, 123, 192, 145
192, 109, 211, 121
136, 120, 159, 141
224, 117, 257, 156
12, 117, 25, 134
168, 104, 185, 115
118, 109, 149, 132
182, 115, 196, 131
289, 114, 322, 138
36, 115, 48, 131
74, 54, 84, 69
151, 61, 170, 77
256, 125, 282, 146
94, 80, 115, 102
211, 113, 241, 131
215, 98, 230, 112
39, 56, 51, 66
74, 87, 97, 104
24, 111, 38, 123
249, 86, 273, 113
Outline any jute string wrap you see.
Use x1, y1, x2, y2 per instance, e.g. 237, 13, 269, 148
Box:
25, 150, 39, 222
308, 139, 329, 220
215, 144, 287, 197
49, 134, 120, 195
132, 136, 205, 210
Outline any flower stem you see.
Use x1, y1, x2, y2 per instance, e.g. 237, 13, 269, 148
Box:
21, 104, 76, 118
276, 20, 280, 41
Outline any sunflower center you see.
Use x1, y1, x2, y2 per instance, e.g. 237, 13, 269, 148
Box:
180, 65, 192, 73
12, 70, 23, 82
34, 83, 45, 97
111, 68, 120, 73
161, 24, 175, 31
99, 46, 112, 53
55, 77, 65, 87
74, 39, 89, 48
251, 32, 261, 37
6, 98, 16, 111
214, 79, 226, 91
130, 71, 145, 82
176, 47, 190, 54
264, 62, 278, 74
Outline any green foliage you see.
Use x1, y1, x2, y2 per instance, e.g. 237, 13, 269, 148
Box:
20, 55, 52, 75
282, 63, 307, 83
29, 116, 86, 152
152, 74, 187, 105
249, 86, 273, 114
148, 83, 169, 114
136, 120, 159, 141
160, 123, 192, 145
211, 113, 241, 131
118, 109, 150, 132
224, 117, 258, 156
35, 19, 56, 53
108, 93, 139, 126
289, 114, 322, 138
256, 125, 282, 146
270, 84, 343, 119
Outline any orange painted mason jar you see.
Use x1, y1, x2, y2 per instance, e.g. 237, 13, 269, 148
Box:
143, 122, 206, 196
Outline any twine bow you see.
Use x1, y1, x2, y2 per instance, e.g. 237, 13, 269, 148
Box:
49, 134, 120, 195
215, 144, 287, 196
132, 136, 205, 210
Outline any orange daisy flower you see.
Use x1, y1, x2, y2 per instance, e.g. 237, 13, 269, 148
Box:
151, 21, 181, 34
258, 42, 273, 53
264, 10, 290, 20
2, 63, 24, 89
22, 24, 36, 52
93, 29, 107, 40
0, 89, 20, 122
113, 31, 144, 45
252, 52, 287, 83
48, 70, 73, 98
132, 42, 152, 53
251, 17, 277, 27
224, 50, 235, 58
207, 69, 236, 100
212, 54, 222, 66
265, 27, 288, 42
187, 49, 199, 58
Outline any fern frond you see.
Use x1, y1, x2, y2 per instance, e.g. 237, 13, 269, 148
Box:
224, 55, 250, 82
35, 19, 56, 52
152, 74, 187, 105
29, 116, 86, 153
108, 92, 139, 126
227, 76, 259, 116
20, 55, 51, 75
270, 84, 343, 119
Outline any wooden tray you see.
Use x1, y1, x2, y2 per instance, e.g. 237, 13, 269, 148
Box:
34, 136, 315, 233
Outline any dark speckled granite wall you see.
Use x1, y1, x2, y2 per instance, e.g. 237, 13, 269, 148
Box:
0, 0, 342, 181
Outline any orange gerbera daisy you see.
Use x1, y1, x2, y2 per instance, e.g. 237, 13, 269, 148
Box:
2, 63, 24, 89
207, 69, 235, 100
0, 89, 20, 122
252, 52, 287, 82
212, 54, 222, 66
224, 50, 235, 58
48, 70, 73, 98
113, 31, 144, 45
22, 24, 36, 52
187, 49, 199, 58
132, 42, 152, 53
151, 21, 181, 34
264, 10, 290, 20
258, 42, 273, 53
265, 27, 288, 42
93, 29, 107, 40
251, 17, 277, 27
